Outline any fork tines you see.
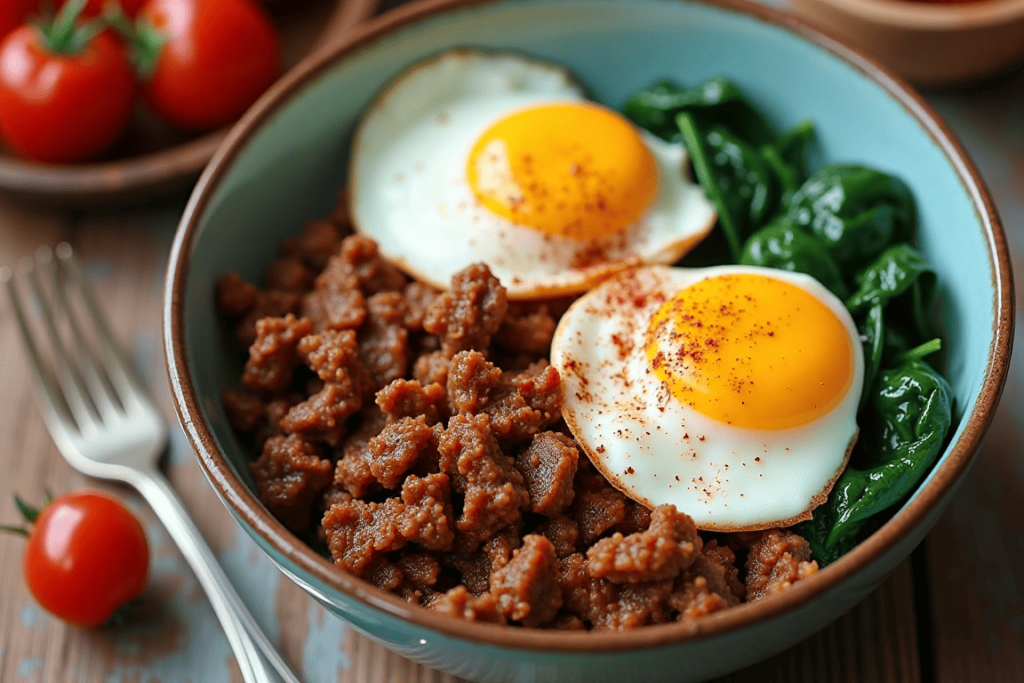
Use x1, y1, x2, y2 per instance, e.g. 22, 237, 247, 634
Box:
3, 244, 139, 437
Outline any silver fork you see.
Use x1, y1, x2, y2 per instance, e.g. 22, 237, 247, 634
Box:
2, 243, 302, 683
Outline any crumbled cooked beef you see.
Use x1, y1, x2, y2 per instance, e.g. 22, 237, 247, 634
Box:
586, 505, 701, 584
534, 515, 579, 558
413, 350, 450, 387
297, 328, 372, 395
403, 281, 438, 331
591, 579, 675, 631
435, 412, 530, 551
367, 557, 404, 592
216, 273, 258, 318
611, 501, 653, 537
572, 488, 628, 545
396, 553, 441, 588
745, 529, 819, 601
703, 540, 745, 602
280, 219, 345, 271
279, 381, 361, 447
367, 416, 435, 489
242, 314, 312, 393
333, 409, 387, 497
491, 535, 562, 627
332, 234, 407, 295
375, 379, 447, 426
268, 256, 314, 292
495, 302, 557, 355
302, 277, 366, 332
358, 292, 410, 391
251, 434, 333, 531
424, 263, 508, 357
236, 290, 302, 347
428, 586, 505, 623
446, 351, 561, 441
222, 389, 265, 434
669, 550, 740, 620
516, 432, 578, 516
323, 472, 454, 575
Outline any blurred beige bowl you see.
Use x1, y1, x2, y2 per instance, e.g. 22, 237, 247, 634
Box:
789, 0, 1024, 87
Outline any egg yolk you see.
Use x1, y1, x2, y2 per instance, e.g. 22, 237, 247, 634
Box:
466, 103, 658, 240
645, 274, 855, 430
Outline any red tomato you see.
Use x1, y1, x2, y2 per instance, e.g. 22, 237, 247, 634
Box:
0, 0, 37, 42
55, 0, 147, 18
0, 25, 136, 163
137, 0, 281, 130
22, 491, 149, 627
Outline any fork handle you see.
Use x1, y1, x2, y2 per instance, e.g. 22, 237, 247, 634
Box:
131, 468, 302, 683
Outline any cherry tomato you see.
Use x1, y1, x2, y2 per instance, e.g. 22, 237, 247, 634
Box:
136, 0, 281, 130
0, 0, 38, 42
0, 21, 136, 163
21, 491, 149, 627
55, 0, 147, 18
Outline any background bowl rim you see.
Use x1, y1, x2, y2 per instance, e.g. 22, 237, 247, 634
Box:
793, 0, 1024, 30
164, 0, 1014, 653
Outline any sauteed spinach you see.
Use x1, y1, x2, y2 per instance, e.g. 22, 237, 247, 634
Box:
622, 78, 954, 566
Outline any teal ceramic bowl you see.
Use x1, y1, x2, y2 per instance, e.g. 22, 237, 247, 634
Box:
164, 0, 1013, 681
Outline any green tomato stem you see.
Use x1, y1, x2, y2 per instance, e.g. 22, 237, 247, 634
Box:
0, 524, 29, 537
104, 5, 165, 81
14, 495, 40, 523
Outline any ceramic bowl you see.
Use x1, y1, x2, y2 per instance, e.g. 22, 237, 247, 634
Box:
788, 0, 1024, 88
163, 0, 1013, 681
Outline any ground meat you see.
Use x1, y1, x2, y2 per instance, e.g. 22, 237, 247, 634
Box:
611, 500, 653, 537
333, 409, 387, 497
446, 351, 561, 442
297, 328, 372, 395
586, 505, 701, 584
242, 314, 312, 393
491, 535, 562, 627
323, 472, 454, 575
279, 381, 360, 447
280, 219, 345, 271
359, 292, 410, 391
424, 263, 508, 357
703, 540, 745, 602
544, 613, 586, 630
251, 434, 333, 531
413, 350, 451, 387
745, 529, 819, 601
331, 234, 407, 295
428, 586, 505, 623
669, 552, 739, 620
216, 273, 258, 318
495, 302, 557, 355
375, 379, 447, 426
268, 256, 314, 292
367, 557, 405, 592
367, 416, 435, 489
302, 278, 366, 332
534, 515, 579, 558
403, 281, 437, 331
397, 553, 441, 588
222, 389, 265, 434
236, 290, 302, 347
515, 432, 578, 516
591, 579, 675, 631
435, 412, 530, 551
572, 488, 627, 545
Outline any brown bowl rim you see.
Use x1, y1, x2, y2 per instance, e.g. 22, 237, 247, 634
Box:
0, 0, 379, 205
792, 0, 1024, 30
164, 0, 1014, 654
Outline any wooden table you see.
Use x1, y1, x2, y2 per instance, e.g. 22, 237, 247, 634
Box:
2, 31, 1024, 683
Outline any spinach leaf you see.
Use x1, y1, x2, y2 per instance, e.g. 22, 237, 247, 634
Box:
739, 221, 846, 297
678, 114, 775, 260
845, 243, 936, 319
811, 360, 953, 563
760, 119, 815, 209
783, 164, 916, 268
858, 302, 884, 413
622, 76, 775, 145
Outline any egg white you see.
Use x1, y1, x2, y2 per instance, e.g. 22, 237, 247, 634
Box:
550, 265, 864, 531
349, 49, 717, 299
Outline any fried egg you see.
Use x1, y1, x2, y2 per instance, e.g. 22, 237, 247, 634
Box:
349, 50, 716, 299
550, 265, 864, 531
